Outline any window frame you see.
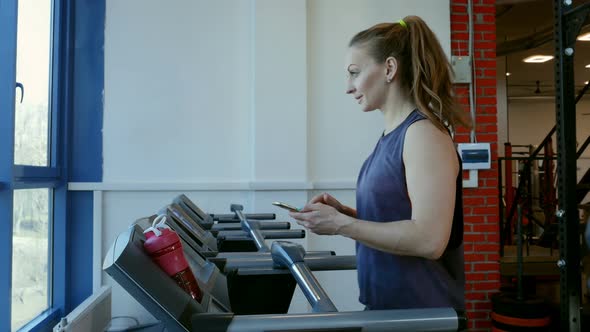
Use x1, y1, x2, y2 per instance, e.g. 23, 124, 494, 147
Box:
1, 0, 104, 329
0, 0, 72, 330
0, 0, 19, 328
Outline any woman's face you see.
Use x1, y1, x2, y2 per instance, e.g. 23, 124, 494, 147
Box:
345, 46, 388, 112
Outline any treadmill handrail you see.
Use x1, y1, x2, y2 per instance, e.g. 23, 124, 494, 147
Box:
198, 308, 465, 332
218, 229, 304, 239
291, 262, 338, 312
220, 255, 357, 272
213, 213, 276, 222
271, 241, 338, 312
212, 221, 291, 231
232, 206, 269, 252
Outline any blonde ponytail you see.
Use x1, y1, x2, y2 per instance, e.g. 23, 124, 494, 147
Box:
349, 16, 472, 133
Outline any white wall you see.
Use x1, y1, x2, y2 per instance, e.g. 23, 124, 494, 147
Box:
104, 0, 254, 183
88, 0, 452, 324
103, 0, 451, 185
307, 0, 450, 181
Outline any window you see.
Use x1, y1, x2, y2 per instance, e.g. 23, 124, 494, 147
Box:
11, 189, 51, 330
11, 2, 53, 329
2, 0, 102, 330
14, 0, 52, 167
0, 0, 68, 330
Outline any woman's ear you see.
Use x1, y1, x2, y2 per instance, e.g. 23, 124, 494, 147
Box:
385, 56, 398, 83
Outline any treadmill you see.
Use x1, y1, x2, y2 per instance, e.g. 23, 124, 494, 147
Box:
134, 207, 337, 314
154, 203, 337, 259
104, 225, 467, 331
174, 194, 289, 232
156, 203, 310, 253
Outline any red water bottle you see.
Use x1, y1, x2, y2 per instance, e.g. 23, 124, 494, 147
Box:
143, 215, 203, 302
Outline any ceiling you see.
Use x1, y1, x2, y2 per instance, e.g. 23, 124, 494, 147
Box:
496, 0, 590, 97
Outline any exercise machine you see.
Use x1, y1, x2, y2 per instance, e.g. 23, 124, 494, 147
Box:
104, 225, 467, 331
174, 194, 286, 230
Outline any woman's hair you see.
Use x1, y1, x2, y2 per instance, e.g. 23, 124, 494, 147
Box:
349, 15, 471, 133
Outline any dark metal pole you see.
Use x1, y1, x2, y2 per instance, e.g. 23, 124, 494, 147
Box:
553, 0, 588, 330
516, 205, 524, 301
499, 156, 505, 256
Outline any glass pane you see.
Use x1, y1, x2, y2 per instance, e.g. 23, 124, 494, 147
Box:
14, 0, 52, 166
11, 189, 51, 332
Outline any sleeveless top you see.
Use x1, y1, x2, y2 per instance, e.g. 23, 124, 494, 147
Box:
355, 110, 465, 310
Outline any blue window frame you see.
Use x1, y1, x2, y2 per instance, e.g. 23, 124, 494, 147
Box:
1, 1, 70, 330
0, 0, 20, 328
0, 0, 103, 330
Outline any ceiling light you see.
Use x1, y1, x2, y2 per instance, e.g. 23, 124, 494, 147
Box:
506, 72, 511, 76
523, 55, 554, 63
586, 81, 589, 85
578, 32, 590, 41
586, 64, 590, 68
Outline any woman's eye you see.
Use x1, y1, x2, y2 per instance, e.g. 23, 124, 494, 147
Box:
349, 72, 359, 78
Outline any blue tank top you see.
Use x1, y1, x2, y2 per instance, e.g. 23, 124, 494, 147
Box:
355, 110, 465, 310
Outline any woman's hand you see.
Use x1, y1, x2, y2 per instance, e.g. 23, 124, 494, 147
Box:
289, 203, 355, 235
309, 192, 356, 217
310, 192, 343, 210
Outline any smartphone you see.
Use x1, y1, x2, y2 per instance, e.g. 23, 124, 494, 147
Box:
272, 201, 300, 212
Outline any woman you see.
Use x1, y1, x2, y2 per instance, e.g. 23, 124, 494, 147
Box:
289, 16, 469, 310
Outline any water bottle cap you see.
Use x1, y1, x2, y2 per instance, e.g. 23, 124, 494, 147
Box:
143, 214, 170, 237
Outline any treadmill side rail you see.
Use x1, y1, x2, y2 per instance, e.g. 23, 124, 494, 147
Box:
223, 308, 461, 332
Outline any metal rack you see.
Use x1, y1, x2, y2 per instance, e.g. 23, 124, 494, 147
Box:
553, 0, 590, 330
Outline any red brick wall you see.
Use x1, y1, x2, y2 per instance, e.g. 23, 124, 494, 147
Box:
451, 1, 499, 331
